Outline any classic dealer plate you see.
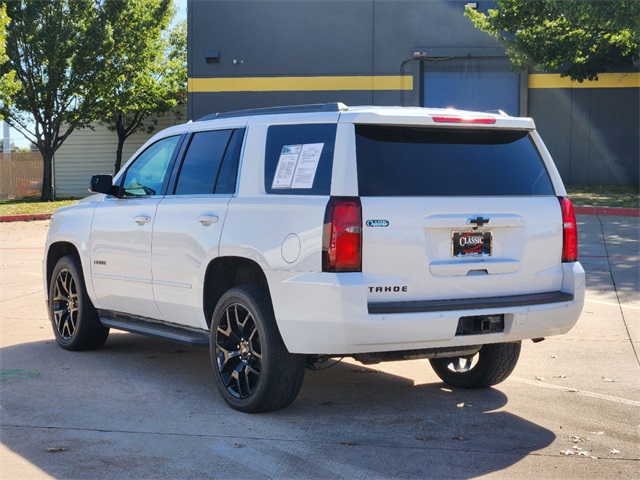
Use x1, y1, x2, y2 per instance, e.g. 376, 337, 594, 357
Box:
452, 230, 492, 257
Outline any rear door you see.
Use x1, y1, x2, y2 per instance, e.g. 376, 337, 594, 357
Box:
151, 128, 245, 329
354, 124, 563, 304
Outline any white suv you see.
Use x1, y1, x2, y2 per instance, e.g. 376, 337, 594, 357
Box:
44, 103, 585, 412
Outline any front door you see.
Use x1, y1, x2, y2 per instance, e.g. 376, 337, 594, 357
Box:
90, 135, 182, 319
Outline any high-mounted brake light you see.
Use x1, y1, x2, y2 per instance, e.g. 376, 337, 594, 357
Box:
431, 116, 496, 125
559, 197, 578, 262
323, 197, 362, 272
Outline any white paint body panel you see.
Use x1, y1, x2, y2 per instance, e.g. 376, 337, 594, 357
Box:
90, 196, 164, 319
44, 105, 585, 356
152, 195, 231, 328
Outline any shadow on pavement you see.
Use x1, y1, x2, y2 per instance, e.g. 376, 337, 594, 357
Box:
1, 332, 555, 479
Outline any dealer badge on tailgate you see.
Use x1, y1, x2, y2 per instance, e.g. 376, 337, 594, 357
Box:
452, 231, 492, 257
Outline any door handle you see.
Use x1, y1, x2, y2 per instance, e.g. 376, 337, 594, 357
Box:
198, 215, 219, 225
134, 215, 151, 225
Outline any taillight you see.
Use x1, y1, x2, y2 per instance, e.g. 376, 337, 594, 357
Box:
432, 116, 496, 124
322, 197, 362, 272
559, 197, 578, 262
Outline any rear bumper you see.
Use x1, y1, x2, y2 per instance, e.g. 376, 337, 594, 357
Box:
269, 262, 585, 355
368, 291, 574, 315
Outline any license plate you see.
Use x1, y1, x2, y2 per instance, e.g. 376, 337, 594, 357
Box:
452, 230, 492, 257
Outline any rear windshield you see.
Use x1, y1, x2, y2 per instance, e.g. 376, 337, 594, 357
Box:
355, 125, 554, 196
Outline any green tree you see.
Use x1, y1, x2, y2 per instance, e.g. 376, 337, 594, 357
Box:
0, 4, 18, 118
97, 0, 182, 174
466, 0, 640, 82
0, 0, 112, 200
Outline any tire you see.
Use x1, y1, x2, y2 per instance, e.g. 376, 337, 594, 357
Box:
429, 342, 521, 389
209, 285, 305, 413
49, 255, 109, 351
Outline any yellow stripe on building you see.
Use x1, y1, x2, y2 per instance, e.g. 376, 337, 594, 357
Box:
529, 73, 640, 89
188, 75, 414, 93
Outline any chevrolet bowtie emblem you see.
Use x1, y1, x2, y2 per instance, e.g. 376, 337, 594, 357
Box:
467, 216, 490, 229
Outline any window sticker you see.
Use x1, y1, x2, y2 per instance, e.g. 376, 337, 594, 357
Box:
272, 143, 324, 189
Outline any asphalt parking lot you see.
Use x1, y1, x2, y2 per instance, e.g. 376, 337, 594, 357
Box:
1, 215, 638, 479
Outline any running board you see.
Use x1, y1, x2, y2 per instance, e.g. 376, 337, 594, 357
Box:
98, 310, 209, 347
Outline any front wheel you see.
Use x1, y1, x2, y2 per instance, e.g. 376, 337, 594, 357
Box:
209, 285, 305, 413
429, 342, 521, 389
49, 255, 109, 351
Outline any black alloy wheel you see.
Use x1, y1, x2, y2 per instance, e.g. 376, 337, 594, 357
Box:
49, 255, 109, 351
429, 342, 521, 389
52, 266, 79, 341
209, 286, 305, 413
215, 301, 263, 399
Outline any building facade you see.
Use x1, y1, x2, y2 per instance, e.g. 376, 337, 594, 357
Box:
53, 111, 184, 198
187, 0, 639, 185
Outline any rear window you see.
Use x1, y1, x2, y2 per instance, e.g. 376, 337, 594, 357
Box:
355, 125, 554, 196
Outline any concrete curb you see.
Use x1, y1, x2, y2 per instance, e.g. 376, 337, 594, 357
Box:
0, 206, 637, 223
0, 213, 52, 223
574, 205, 639, 217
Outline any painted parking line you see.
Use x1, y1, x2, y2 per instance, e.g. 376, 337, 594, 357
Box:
511, 377, 640, 407
584, 299, 640, 310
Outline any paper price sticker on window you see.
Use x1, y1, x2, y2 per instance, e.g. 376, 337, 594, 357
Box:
272, 143, 324, 189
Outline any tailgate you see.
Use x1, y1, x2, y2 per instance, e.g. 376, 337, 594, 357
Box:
361, 197, 563, 303
354, 124, 564, 304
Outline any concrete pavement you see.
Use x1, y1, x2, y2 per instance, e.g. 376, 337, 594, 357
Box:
0, 216, 638, 479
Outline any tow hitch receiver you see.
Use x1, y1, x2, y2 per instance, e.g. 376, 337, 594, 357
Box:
456, 314, 504, 336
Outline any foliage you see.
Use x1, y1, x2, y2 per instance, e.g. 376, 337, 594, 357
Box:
0, 4, 18, 117
466, 0, 640, 82
0, 0, 115, 200
0, 0, 183, 198
97, 0, 182, 174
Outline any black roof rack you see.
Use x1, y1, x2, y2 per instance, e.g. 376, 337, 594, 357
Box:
197, 102, 348, 122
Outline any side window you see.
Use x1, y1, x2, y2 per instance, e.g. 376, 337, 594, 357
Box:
264, 124, 336, 195
215, 129, 244, 194
174, 128, 244, 195
175, 130, 232, 195
121, 136, 181, 197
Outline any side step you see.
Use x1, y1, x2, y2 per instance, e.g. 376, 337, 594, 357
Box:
98, 310, 209, 347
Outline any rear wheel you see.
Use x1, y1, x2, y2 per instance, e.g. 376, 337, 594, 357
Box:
49, 255, 109, 351
209, 285, 305, 413
429, 342, 521, 389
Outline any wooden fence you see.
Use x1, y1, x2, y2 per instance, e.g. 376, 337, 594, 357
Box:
0, 153, 43, 199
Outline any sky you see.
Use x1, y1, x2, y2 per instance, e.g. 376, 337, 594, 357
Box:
4, 0, 188, 149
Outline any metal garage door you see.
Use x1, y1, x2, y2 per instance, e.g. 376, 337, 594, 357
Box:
422, 57, 520, 116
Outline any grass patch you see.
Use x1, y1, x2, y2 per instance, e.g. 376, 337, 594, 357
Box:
566, 185, 639, 208
0, 198, 78, 216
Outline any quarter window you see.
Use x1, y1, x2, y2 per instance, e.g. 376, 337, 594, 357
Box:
264, 124, 336, 195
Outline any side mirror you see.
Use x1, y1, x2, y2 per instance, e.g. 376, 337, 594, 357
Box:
89, 175, 120, 196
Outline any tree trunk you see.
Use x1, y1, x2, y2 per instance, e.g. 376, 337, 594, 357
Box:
114, 132, 125, 176
114, 113, 137, 175
41, 149, 54, 201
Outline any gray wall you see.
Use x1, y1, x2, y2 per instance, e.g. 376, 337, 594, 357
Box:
188, 0, 639, 185
530, 87, 639, 185
188, 0, 501, 117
